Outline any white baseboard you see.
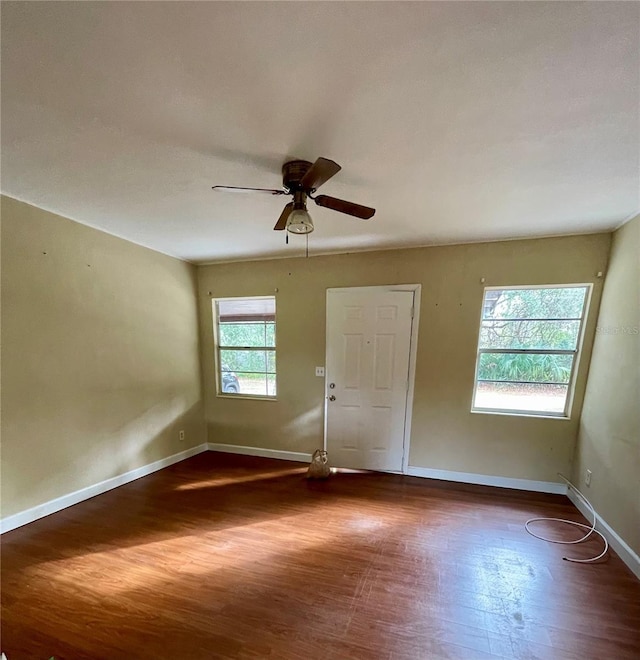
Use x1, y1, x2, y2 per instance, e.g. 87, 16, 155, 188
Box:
1, 443, 209, 534
208, 442, 312, 463
567, 490, 640, 581
406, 465, 567, 495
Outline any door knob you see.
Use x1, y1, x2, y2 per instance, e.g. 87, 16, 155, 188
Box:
329, 395, 336, 402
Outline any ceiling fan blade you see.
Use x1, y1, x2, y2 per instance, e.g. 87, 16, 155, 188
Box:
273, 202, 294, 230
212, 185, 286, 195
314, 195, 376, 219
300, 157, 341, 190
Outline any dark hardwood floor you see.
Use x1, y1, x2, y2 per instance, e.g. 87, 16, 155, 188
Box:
2, 452, 639, 659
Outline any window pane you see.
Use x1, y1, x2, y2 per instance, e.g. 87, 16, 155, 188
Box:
236, 373, 268, 396
266, 350, 276, 373
479, 319, 581, 350
483, 287, 588, 320
220, 349, 269, 373
219, 322, 275, 348
267, 374, 277, 396
265, 322, 275, 347
477, 352, 574, 384
474, 382, 568, 414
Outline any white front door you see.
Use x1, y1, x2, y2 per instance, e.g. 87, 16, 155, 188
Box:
325, 287, 415, 472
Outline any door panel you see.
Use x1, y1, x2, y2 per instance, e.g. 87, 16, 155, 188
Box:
343, 334, 363, 389
325, 288, 414, 472
373, 334, 395, 390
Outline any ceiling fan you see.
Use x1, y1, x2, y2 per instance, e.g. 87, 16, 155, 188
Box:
212, 157, 375, 234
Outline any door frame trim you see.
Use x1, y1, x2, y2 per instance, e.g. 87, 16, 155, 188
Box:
324, 284, 422, 475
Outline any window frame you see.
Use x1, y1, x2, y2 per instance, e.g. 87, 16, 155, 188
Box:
471, 283, 593, 419
212, 295, 277, 400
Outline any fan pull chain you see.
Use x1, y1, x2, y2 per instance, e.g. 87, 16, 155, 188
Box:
306, 234, 309, 258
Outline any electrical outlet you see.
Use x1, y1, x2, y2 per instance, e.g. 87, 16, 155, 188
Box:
315, 366, 325, 377
179, 430, 185, 441
585, 469, 592, 486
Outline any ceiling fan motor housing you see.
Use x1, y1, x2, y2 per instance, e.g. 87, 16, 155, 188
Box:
212, 156, 375, 230
282, 160, 313, 191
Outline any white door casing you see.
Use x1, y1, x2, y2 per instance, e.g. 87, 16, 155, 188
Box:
325, 287, 417, 472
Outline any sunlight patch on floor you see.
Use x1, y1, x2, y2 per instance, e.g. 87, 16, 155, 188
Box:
174, 467, 306, 490
28, 501, 394, 597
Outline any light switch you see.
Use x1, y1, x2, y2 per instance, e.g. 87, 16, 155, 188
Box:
315, 366, 325, 377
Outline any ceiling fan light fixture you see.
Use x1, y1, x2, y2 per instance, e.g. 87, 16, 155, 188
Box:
286, 208, 314, 234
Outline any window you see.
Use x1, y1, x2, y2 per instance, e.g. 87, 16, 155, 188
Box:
472, 285, 590, 417
213, 296, 276, 398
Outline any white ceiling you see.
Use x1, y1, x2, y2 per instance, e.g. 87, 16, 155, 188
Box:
2, 2, 638, 264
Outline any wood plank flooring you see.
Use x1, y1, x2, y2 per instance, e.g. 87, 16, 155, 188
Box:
2, 452, 639, 659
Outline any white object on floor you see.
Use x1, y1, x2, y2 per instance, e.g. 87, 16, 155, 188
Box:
525, 473, 608, 563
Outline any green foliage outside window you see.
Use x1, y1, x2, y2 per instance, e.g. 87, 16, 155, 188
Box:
219, 322, 275, 348
219, 321, 275, 376
477, 352, 573, 384
485, 287, 587, 320
220, 348, 275, 374
478, 287, 588, 385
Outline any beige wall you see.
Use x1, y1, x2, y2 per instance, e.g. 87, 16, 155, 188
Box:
198, 233, 610, 483
1, 196, 205, 519
572, 215, 640, 556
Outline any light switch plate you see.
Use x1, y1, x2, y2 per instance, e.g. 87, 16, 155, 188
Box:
315, 366, 325, 377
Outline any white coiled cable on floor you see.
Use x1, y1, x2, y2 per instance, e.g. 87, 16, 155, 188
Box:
525, 473, 608, 563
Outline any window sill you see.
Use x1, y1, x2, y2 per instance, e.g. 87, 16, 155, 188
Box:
470, 409, 571, 421
216, 394, 278, 402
